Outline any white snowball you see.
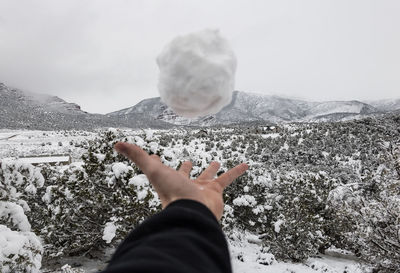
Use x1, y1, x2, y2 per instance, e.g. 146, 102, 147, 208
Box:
157, 29, 237, 118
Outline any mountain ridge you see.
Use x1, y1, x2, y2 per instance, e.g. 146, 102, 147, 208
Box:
108, 91, 388, 126
0, 82, 171, 130
1, 81, 399, 130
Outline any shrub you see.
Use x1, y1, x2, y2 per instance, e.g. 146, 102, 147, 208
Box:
0, 160, 44, 273
328, 171, 400, 272
38, 130, 161, 257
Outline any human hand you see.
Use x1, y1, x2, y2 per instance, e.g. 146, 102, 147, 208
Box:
114, 142, 248, 220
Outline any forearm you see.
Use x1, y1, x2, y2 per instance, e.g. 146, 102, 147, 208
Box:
103, 199, 232, 273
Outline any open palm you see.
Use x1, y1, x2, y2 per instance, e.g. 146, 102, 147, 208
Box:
115, 142, 248, 220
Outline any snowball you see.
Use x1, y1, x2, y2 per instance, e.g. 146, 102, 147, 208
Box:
157, 29, 237, 118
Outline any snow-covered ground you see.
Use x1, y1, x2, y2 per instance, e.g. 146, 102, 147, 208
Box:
43, 240, 367, 273
0, 129, 96, 160
229, 231, 366, 273
42, 239, 366, 273
0, 129, 375, 273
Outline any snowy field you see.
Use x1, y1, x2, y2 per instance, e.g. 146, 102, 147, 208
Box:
42, 242, 366, 273
0, 129, 96, 160
2, 124, 397, 272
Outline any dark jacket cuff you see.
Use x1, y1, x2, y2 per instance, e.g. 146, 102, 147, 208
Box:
165, 199, 219, 223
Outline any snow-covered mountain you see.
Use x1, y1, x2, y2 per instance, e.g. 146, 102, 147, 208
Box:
1, 83, 103, 130
303, 100, 378, 122
2, 81, 399, 130
0, 82, 170, 130
108, 91, 385, 126
364, 98, 400, 112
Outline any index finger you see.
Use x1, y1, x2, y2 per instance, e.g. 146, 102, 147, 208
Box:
215, 163, 248, 189
114, 142, 158, 174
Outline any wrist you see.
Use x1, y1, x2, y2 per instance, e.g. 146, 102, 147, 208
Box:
165, 199, 220, 223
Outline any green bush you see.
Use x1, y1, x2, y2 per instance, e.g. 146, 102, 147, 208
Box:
0, 160, 44, 273
38, 130, 161, 257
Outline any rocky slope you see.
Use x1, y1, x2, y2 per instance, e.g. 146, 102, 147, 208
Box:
1, 81, 398, 129
108, 91, 385, 126
0, 82, 169, 130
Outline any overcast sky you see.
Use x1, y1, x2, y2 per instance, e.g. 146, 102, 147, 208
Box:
0, 0, 399, 114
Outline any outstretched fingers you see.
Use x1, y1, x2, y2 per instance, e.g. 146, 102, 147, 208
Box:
198, 162, 220, 180
178, 161, 192, 177
215, 163, 248, 189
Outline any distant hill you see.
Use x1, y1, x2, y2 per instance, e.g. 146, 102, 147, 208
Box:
0, 82, 170, 130
108, 91, 388, 126
2, 81, 399, 130
365, 98, 400, 112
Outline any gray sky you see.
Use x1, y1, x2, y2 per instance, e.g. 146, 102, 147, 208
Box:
0, 0, 399, 114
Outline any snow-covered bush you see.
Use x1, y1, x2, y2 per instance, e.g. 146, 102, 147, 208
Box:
329, 161, 400, 272
222, 160, 260, 230
39, 130, 161, 257
0, 160, 44, 273
224, 170, 336, 262
261, 173, 336, 262
355, 195, 400, 272
0, 224, 42, 273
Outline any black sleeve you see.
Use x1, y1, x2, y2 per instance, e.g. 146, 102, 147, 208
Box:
102, 199, 232, 273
